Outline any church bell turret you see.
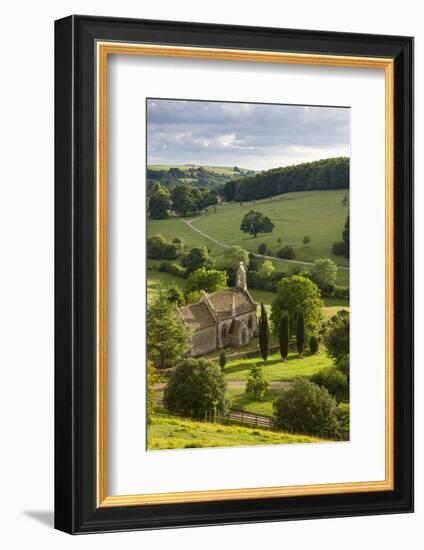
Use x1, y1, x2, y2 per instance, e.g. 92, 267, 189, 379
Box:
236, 261, 247, 291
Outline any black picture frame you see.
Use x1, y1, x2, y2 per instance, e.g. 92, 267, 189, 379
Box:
55, 15, 414, 534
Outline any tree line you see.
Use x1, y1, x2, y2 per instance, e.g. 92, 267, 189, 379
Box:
221, 157, 349, 202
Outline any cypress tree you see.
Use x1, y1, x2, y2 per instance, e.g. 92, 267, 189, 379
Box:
279, 310, 289, 361
258, 302, 269, 361
219, 350, 227, 371
296, 310, 305, 357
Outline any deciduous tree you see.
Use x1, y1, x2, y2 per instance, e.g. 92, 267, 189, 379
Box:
271, 275, 323, 337
147, 292, 190, 368
164, 359, 229, 419
185, 268, 227, 295
240, 210, 275, 238
310, 258, 338, 295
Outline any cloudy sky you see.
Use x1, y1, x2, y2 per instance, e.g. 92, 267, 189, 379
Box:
147, 99, 350, 171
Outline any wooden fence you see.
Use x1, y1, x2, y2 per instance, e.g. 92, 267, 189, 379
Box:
153, 398, 273, 430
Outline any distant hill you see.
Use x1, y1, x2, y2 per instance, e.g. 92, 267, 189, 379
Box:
147, 164, 255, 191
221, 157, 349, 202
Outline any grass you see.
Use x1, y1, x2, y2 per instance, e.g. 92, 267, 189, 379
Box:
227, 387, 280, 417
193, 189, 349, 268
147, 189, 349, 285
148, 216, 225, 257
147, 414, 323, 450
146, 266, 185, 303
224, 351, 334, 382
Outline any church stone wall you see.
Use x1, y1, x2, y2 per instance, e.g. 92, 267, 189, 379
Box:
218, 310, 258, 349
191, 326, 217, 357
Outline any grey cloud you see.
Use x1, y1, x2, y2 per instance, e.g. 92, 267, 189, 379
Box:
147, 99, 349, 170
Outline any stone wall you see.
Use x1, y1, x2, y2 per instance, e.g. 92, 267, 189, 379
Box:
191, 326, 217, 357
218, 310, 257, 348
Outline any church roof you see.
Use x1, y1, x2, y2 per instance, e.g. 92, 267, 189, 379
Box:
179, 287, 256, 333
206, 288, 256, 321
178, 302, 215, 332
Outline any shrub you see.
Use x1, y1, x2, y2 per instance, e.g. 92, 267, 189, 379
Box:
219, 350, 227, 371
164, 359, 229, 420
337, 402, 350, 437
246, 364, 269, 401
185, 268, 227, 294
258, 260, 275, 280
158, 261, 187, 278
303, 235, 311, 245
310, 258, 338, 296
184, 246, 214, 273
273, 378, 340, 439
166, 286, 185, 307
185, 290, 202, 305
336, 354, 350, 378
247, 269, 287, 292
310, 367, 349, 403
324, 310, 349, 363
257, 242, 268, 255
161, 243, 179, 260
172, 237, 186, 253
248, 253, 259, 271
276, 245, 295, 259
309, 334, 319, 355
333, 285, 350, 299
332, 241, 346, 256
147, 234, 167, 259
147, 234, 180, 260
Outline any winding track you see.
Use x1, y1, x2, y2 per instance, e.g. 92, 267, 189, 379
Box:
180, 214, 349, 270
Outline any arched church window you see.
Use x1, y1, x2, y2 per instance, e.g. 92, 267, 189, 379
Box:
248, 315, 253, 329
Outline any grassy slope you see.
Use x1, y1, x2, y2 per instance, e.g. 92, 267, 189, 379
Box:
193, 189, 349, 267
227, 387, 280, 417
147, 414, 322, 450
147, 190, 349, 285
224, 351, 334, 382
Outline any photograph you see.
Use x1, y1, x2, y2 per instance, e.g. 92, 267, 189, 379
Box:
146, 98, 351, 451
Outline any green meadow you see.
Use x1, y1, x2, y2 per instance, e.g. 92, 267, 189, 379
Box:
147, 414, 323, 450
223, 351, 334, 382
147, 189, 349, 286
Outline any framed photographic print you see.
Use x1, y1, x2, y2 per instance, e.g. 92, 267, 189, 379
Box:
54, 15, 414, 534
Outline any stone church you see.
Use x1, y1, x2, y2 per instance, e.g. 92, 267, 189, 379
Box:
178, 262, 258, 357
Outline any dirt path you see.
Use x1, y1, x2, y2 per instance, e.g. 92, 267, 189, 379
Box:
181, 214, 349, 270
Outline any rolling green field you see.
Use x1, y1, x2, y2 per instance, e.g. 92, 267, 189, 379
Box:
147, 414, 323, 450
224, 351, 334, 382
194, 189, 349, 265
147, 189, 349, 285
